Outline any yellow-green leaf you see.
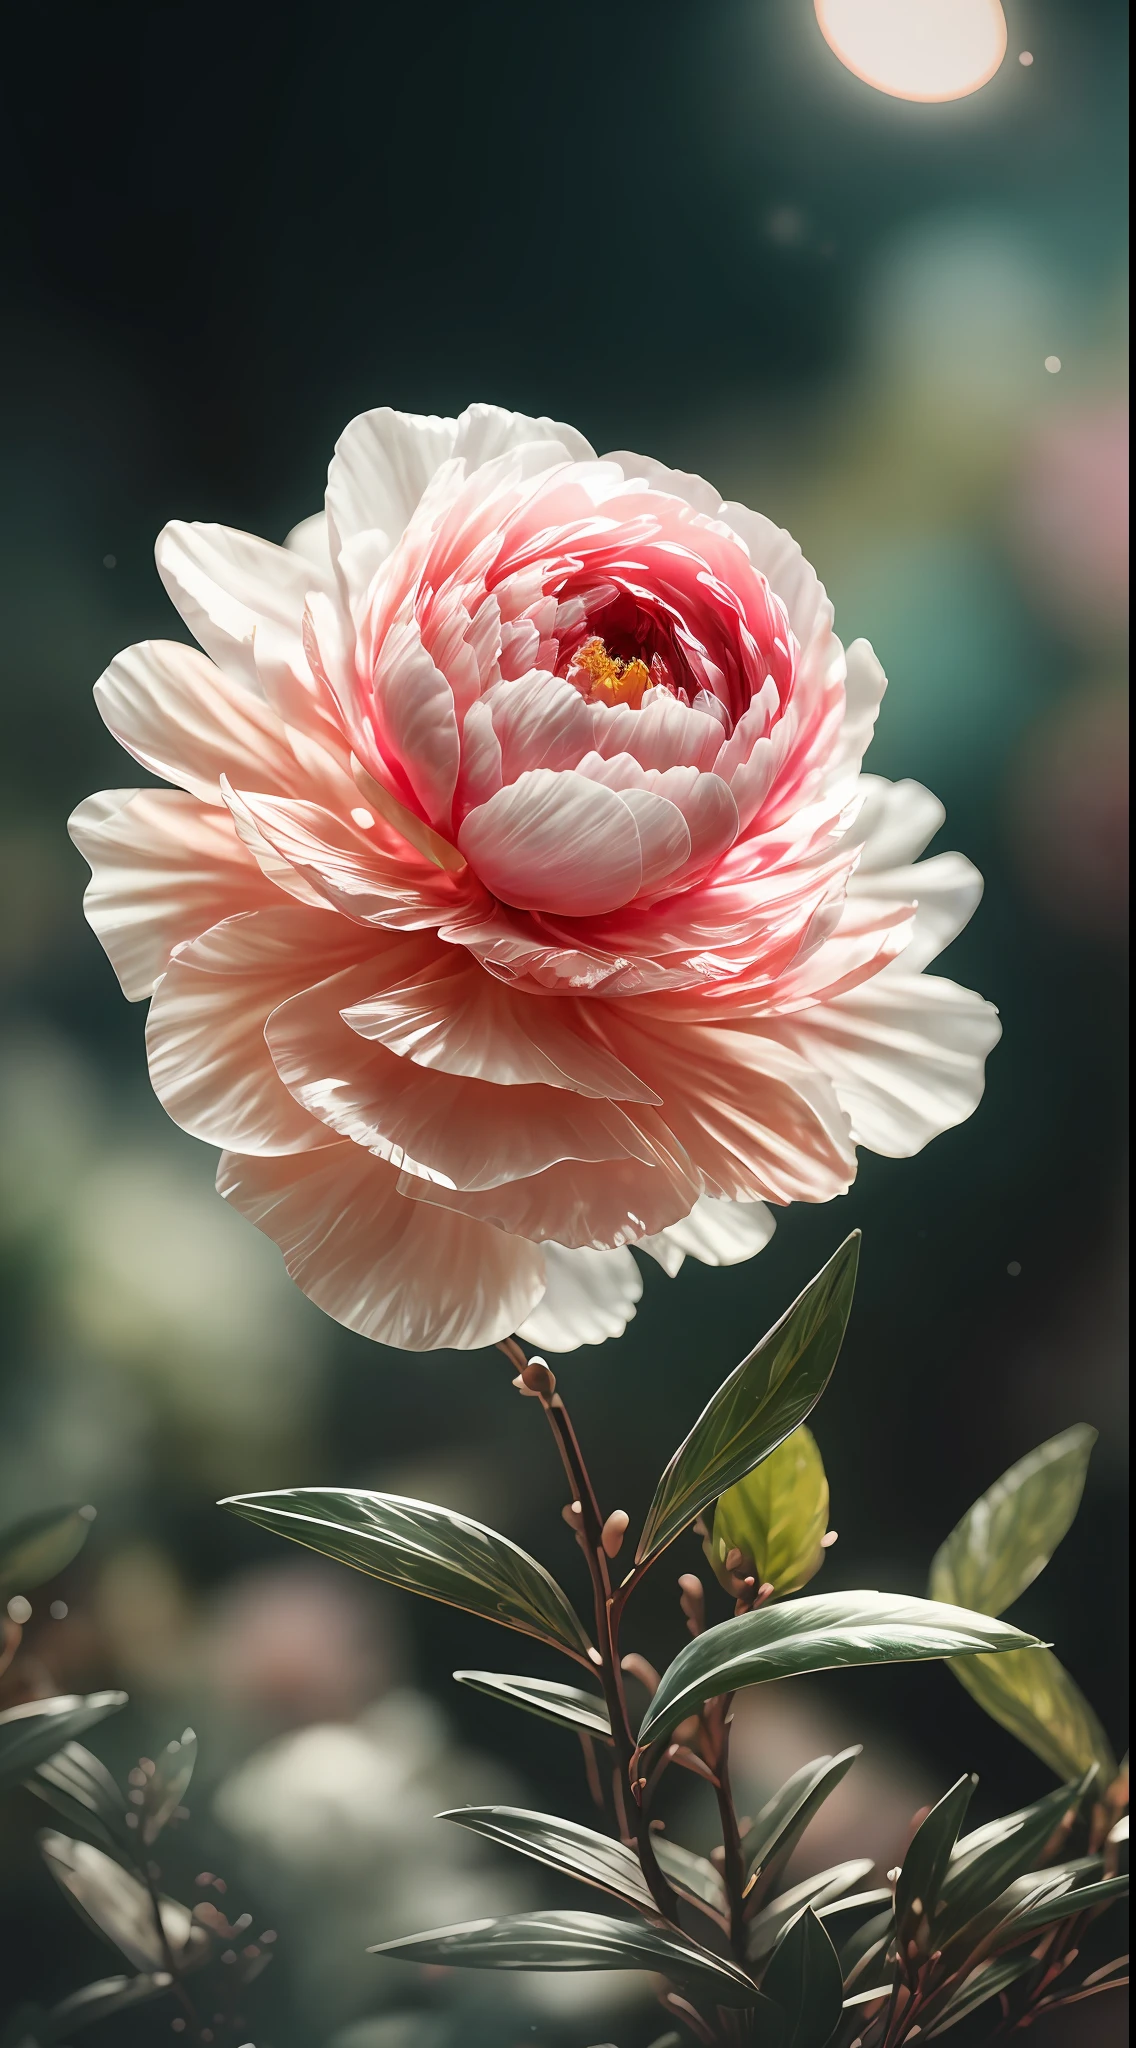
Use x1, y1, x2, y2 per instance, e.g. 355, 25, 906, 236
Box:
706, 1425, 829, 1598
930, 1426, 1096, 1618
949, 1646, 1117, 1785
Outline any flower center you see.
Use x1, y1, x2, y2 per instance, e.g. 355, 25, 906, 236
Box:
568, 636, 651, 709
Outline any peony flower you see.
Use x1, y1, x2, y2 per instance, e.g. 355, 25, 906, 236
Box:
70, 404, 999, 1353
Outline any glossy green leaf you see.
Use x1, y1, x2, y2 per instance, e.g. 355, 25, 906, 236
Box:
930, 1426, 1096, 1619
838, 1907, 895, 1989
638, 1593, 1044, 1748
29, 1743, 131, 1856
452, 1670, 610, 1740
0, 1695, 127, 1796
922, 1954, 1037, 2038
743, 1748, 861, 1895
939, 1774, 1093, 1934
39, 1832, 205, 1972
222, 1488, 592, 1661
141, 1729, 196, 1846
947, 1645, 1117, 1784
999, 1872, 1128, 1945
651, 1838, 727, 1915
48, 1973, 173, 2034
707, 1427, 829, 1600
635, 1236, 859, 1568
933, 1867, 1076, 1980
370, 1910, 760, 2003
0, 1507, 92, 1596
894, 1774, 976, 1964
761, 1907, 843, 2048
749, 1862, 877, 1965
815, 1888, 892, 1929
439, 1806, 656, 1912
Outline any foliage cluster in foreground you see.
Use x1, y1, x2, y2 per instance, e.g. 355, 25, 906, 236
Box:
0, 1238, 1127, 2046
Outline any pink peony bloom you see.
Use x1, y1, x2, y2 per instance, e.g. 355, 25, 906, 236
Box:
70, 405, 999, 1352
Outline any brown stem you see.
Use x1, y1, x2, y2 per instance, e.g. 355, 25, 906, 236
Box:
706, 1699, 748, 1967
578, 1730, 605, 1811
529, 1386, 679, 1921
140, 1860, 203, 2040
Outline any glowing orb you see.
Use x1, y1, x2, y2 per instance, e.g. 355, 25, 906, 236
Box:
814, 0, 1008, 103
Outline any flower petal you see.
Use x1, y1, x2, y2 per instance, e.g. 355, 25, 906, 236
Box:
849, 850, 983, 973
94, 640, 354, 810
398, 1121, 699, 1247
458, 770, 644, 916
68, 788, 277, 1000
146, 906, 373, 1154
284, 512, 334, 575
221, 786, 465, 928
636, 1194, 776, 1277
342, 951, 662, 1102
767, 971, 1002, 1158
853, 775, 945, 870
326, 403, 593, 572
606, 1011, 856, 1205
265, 963, 662, 1191
155, 520, 332, 695
217, 1143, 544, 1350
372, 615, 462, 829
517, 1244, 643, 1352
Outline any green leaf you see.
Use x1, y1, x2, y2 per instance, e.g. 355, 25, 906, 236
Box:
761, 1907, 844, 2048
0, 1507, 92, 1597
838, 1907, 895, 1990
894, 1774, 977, 1965
707, 1427, 830, 1600
999, 1872, 1128, 1945
749, 1863, 877, 1966
369, 1910, 761, 2004
947, 1646, 1117, 1784
743, 1749, 862, 1895
638, 1593, 1045, 1749
439, 1806, 656, 1913
922, 1954, 1038, 2037
0, 1695, 127, 1796
48, 1973, 173, 2035
930, 1426, 1096, 1618
939, 1774, 1094, 1934
933, 1868, 1076, 1980
30, 1743, 131, 1856
635, 1236, 859, 1568
452, 1670, 611, 1741
651, 1838, 727, 1916
38, 1832, 205, 1972
141, 1729, 196, 1846
222, 1489, 592, 1662
815, 1888, 893, 1928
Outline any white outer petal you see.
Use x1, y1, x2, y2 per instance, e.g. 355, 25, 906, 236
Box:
767, 973, 1002, 1159
284, 512, 334, 576
517, 1245, 644, 1352
155, 521, 332, 697
326, 403, 595, 568
853, 775, 946, 870
848, 776, 983, 969
636, 1195, 777, 1277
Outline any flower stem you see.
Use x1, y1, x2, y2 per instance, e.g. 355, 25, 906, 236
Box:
525, 1381, 680, 1920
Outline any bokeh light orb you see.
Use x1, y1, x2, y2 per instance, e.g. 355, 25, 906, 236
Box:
815, 0, 1008, 102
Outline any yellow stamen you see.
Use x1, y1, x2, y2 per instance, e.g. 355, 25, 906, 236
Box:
573, 636, 650, 709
